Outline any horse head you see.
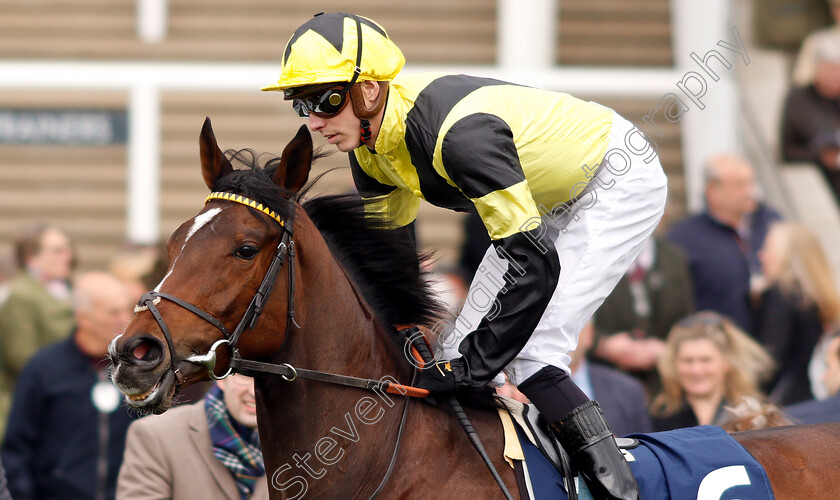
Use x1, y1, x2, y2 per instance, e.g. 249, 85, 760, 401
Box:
109, 117, 313, 414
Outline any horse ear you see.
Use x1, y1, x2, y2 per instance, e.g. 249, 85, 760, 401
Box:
200, 117, 234, 190
274, 125, 313, 192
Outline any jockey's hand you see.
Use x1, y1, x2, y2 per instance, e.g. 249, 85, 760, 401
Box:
416, 360, 458, 393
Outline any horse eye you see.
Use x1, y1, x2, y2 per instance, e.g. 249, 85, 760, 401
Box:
234, 245, 260, 260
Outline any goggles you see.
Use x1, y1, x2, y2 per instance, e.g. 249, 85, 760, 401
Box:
292, 84, 352, 118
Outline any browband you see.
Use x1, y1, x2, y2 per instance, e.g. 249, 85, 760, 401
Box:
205, 192, 285, 227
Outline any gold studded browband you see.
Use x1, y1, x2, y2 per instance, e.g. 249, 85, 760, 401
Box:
205, 192, 285, 227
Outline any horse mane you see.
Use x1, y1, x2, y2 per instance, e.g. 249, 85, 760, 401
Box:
214, 148, 445, 330
301, 193, 445, 329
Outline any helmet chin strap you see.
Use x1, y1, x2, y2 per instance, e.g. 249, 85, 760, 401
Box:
360, 119, 372, 147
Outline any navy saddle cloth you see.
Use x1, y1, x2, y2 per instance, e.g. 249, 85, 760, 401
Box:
516, 423, 775, 500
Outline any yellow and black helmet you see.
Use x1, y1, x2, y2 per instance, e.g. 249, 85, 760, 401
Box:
261, 12, 405, 95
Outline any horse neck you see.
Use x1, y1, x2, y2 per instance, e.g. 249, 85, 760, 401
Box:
285, 216, 408, 377
255, 217, 414, 498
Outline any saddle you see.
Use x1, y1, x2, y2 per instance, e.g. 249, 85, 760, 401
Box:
494, 396, 638, 500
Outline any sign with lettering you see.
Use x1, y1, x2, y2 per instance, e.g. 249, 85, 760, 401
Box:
0, 109, 128, 145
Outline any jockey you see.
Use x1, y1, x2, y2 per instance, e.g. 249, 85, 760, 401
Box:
263, 12, 667, 500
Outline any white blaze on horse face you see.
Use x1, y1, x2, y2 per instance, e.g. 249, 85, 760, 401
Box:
186, 208, 222, 242
154, 208, 222, 292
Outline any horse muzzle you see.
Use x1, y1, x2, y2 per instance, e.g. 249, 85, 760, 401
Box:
109, 332, 179, 414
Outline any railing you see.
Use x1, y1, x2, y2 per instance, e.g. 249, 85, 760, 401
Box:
737, 85, 796, 218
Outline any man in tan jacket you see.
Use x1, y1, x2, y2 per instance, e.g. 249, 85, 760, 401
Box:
117, 374, 268, 500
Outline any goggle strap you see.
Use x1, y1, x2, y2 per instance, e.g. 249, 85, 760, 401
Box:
348, 15, 363, 87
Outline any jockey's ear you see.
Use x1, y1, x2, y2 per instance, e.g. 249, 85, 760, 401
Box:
274, 124, 312, 193
199, 117, 234, 190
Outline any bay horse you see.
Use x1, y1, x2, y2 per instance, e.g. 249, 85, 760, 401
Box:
110, 118, 840, 499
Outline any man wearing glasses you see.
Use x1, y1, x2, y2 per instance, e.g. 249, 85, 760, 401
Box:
262, 12, 668, 500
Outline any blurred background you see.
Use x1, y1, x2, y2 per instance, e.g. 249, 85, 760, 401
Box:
0, 0, 836, 281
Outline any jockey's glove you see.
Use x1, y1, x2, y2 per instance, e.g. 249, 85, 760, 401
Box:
416, 359, 459, 393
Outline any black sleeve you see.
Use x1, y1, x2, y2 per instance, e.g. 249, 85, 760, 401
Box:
451, 228, 561, 388
440, 113, 526, 200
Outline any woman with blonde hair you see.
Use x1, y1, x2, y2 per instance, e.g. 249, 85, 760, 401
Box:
650, 311, 774, 431
756, 222, 840, 405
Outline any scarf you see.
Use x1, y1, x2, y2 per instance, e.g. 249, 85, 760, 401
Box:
205, 385, 265, 499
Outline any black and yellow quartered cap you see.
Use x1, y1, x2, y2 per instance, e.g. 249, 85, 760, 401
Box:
261, 12, 405, 93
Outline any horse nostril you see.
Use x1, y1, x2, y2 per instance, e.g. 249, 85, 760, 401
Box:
133, 342, 151, 360
121, 336, 165, 367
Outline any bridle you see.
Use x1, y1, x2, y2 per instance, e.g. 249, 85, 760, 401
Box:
135, 191, 299, 385
134, 190, 420, 499
131, 190, 514, 500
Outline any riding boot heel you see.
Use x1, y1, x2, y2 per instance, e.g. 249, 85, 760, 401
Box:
550, 400, 639, 500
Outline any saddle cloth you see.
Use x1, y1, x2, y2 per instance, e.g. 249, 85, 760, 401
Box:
495, 397, 776, 500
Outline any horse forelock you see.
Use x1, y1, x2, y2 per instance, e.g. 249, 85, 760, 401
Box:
210, 148, 297, 222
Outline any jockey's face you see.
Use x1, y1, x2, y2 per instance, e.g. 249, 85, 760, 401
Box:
306, 93, 363, 153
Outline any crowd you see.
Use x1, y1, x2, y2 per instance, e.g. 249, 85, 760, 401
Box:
0, 4, 839, 500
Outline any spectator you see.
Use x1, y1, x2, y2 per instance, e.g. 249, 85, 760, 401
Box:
591, 235, 694, 398
0, 224, 76, 437
650, 311, 774, 432
117, 374, 268, 499
785, 333, 840, 424
2, 272, 136, 500
667, 155, 781, 335
754, 222, 840, 405
781, 50, 840, 203
108, 243, 165, 304
791, 0, 840, 87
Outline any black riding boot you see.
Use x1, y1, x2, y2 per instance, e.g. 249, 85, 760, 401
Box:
550, 400, 639, 500
518, 366, 639, 500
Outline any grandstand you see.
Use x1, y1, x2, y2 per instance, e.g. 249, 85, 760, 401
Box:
0, 0, 836, 280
